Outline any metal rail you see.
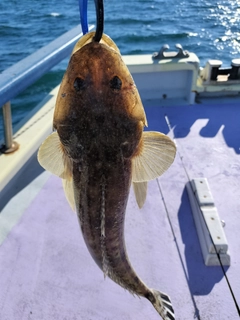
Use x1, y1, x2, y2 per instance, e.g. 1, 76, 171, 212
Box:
0, 24, 94, 153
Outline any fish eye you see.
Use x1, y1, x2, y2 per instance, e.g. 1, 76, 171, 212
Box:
74, 77, 85, 91
110, 76, 122, 90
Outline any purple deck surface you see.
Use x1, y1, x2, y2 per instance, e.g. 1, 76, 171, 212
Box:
0, 101, 240, 319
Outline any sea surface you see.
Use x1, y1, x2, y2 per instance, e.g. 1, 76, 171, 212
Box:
0, 0, 240, 139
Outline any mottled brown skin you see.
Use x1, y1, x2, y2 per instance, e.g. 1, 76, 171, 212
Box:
53, 40, 157, 301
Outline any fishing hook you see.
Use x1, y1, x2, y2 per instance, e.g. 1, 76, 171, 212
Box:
79, 0, 104, 41
93, 0, 104, 42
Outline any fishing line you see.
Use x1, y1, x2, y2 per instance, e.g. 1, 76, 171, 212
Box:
93, 0, 104, 42
79, 0, 88, 34
164, 114, 240, 317
157, 179, 201, 320
79, 0, 104, 41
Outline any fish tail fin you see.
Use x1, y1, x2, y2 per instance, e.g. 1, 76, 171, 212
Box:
147, 289, 175, 320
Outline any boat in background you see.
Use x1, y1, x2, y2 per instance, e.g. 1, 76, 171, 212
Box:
0, 25, 240, 319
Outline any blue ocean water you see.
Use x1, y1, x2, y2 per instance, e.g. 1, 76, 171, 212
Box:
0, 0, 240, 139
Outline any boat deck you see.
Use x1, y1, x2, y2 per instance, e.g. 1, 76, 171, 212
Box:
0, 100, 240, 319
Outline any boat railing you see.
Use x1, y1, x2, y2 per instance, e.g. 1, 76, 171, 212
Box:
0, 25, 94, 154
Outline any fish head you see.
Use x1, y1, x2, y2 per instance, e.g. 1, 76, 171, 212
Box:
53, 32, 147, 159
38, 33, 176, 210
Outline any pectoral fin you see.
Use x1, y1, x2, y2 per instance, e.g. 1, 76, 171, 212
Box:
133, 181, 148, 209
132, 131, 176, 183
38, 132, 76, 211
37, 132, 72, 179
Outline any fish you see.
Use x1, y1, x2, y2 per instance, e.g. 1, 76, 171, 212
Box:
37, 31, 176, 320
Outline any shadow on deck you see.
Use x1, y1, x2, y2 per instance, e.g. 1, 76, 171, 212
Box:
0, 152, 44, 212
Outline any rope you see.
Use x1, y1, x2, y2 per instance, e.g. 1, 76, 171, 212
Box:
79, 0, 88, 34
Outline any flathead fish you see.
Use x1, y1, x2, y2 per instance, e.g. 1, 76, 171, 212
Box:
38, 31, 176, 320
